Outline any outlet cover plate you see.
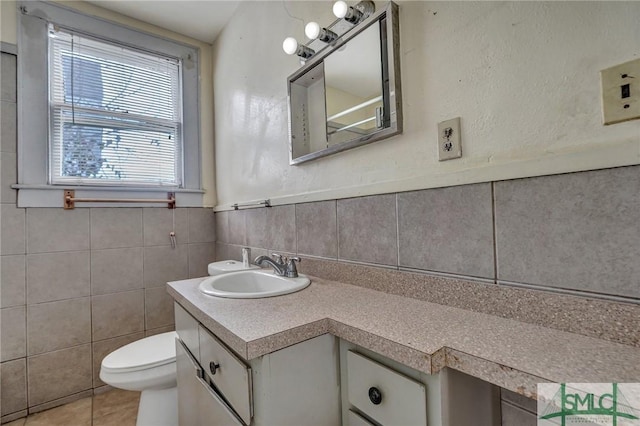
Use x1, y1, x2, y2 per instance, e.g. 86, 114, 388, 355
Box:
601, 58, 640, 125
438, 117, 462, 161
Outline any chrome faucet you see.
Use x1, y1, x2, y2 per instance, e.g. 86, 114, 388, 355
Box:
254, 253, 301, 278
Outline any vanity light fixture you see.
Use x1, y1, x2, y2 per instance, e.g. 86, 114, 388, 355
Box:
282, 0, 375, 60
282, 37, 315, 59
305, 22, 338, 43
332, 0, 375, 24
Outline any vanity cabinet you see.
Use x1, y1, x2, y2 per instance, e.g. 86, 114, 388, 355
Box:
174, 302, 341, 426
339, 340, 501, 426
175, 301, 501, 426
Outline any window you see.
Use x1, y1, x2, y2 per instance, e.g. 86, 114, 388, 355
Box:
49, 27, 182, 186
17, 1, 202, 206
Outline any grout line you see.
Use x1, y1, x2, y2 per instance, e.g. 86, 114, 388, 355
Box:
395, 193, 400, 268
491, 181, 498, 284
497, 279, 640, 305
90, 381, 95, 426
24, 301, 30, 416
399, 266, 496, 284
24, 208, 29, 255
329, 200, 338, 259
88, 209, 94, 384
185, 212, 191, 278
23, 248, 92, 256
294, 203, 298, 255
143, 271, 149, 332
330, 257, 398, 270
88, 208, 95, 394
335, 199, 340, 260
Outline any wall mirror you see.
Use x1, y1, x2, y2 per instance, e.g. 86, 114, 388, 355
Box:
288, 2, 401, 165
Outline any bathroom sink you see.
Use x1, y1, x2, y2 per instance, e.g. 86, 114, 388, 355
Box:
198, 270, 311, 299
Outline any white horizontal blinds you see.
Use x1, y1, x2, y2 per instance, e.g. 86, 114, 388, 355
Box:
49, 25, 183, 186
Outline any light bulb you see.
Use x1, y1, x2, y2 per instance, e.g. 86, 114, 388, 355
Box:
305, 22, 321, 40
282, 37, 298, 55
333, 1, 348, 19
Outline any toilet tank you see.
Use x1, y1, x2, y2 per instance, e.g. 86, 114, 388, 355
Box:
208, 260, 259, 276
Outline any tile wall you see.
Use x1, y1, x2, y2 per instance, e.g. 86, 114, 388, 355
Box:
215, 164, 639, 423
215, 163, 639, 422
216, 165, 640, 301
0, 52, 216, 423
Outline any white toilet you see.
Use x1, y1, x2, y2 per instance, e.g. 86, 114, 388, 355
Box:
99, 259, 257, 426
100, 331, 178, 426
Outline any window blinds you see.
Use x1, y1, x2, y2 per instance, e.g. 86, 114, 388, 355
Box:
48, 25, 183, 186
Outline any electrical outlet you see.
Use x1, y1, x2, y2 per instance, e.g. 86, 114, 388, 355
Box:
601, 58, 640, 125
438, 117, 462, 161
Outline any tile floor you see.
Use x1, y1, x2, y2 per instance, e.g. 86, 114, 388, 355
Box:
4, 389, 139, 426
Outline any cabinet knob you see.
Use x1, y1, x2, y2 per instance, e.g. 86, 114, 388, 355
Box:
209, 361, 220, 375
368, 386, 382, 405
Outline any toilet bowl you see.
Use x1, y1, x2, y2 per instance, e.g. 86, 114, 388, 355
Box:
100, 331, 178, 426
100, 260, 257, 426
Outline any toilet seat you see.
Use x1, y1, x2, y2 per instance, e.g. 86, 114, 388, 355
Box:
100, 331, 178, 392
102, 331, 177, 374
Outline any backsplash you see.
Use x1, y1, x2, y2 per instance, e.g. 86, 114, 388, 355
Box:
0, 52, 216, 422
216, 164, 639, 301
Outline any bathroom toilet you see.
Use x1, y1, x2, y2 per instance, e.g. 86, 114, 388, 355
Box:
100, 331, 178, 426
99, 259, 257, 426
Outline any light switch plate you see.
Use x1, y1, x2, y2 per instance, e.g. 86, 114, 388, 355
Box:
438, 117, 462, 161
601, 58, 640, 125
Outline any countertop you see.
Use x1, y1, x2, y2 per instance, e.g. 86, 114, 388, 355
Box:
167, 275, 640, 398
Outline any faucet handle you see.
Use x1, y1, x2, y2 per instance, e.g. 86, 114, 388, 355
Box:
285, 257, 301, 278
271, 253, 286, 265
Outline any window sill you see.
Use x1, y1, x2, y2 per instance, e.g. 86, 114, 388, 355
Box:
13, 184, 205, 208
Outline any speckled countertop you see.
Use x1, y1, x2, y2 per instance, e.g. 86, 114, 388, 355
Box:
167, 275, 640, 399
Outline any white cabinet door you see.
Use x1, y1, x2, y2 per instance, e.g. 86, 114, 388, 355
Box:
176, 338, 244, 426
176, 338, 202, 426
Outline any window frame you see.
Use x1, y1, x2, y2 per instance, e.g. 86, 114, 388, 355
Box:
17, 1, 203, 207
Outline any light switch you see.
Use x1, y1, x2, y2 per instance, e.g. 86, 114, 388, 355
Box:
600, 58, 640, 125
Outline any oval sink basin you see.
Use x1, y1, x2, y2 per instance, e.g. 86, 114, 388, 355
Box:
198, 270, 311, 299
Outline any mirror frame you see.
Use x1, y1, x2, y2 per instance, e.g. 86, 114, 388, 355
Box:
287, 2, 401, 165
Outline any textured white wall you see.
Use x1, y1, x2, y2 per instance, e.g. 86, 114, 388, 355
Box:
0, 0, 17, 44
0, 0, 217, 206
212, 1, 640, 209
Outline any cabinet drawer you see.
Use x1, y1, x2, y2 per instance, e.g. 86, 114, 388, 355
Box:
175, 302, 200, 362
199, 325, 252, 424
347, 351, 427, 426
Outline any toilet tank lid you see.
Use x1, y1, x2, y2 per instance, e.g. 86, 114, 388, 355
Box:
102, 331, 177, 372
208, 260, 259, 276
